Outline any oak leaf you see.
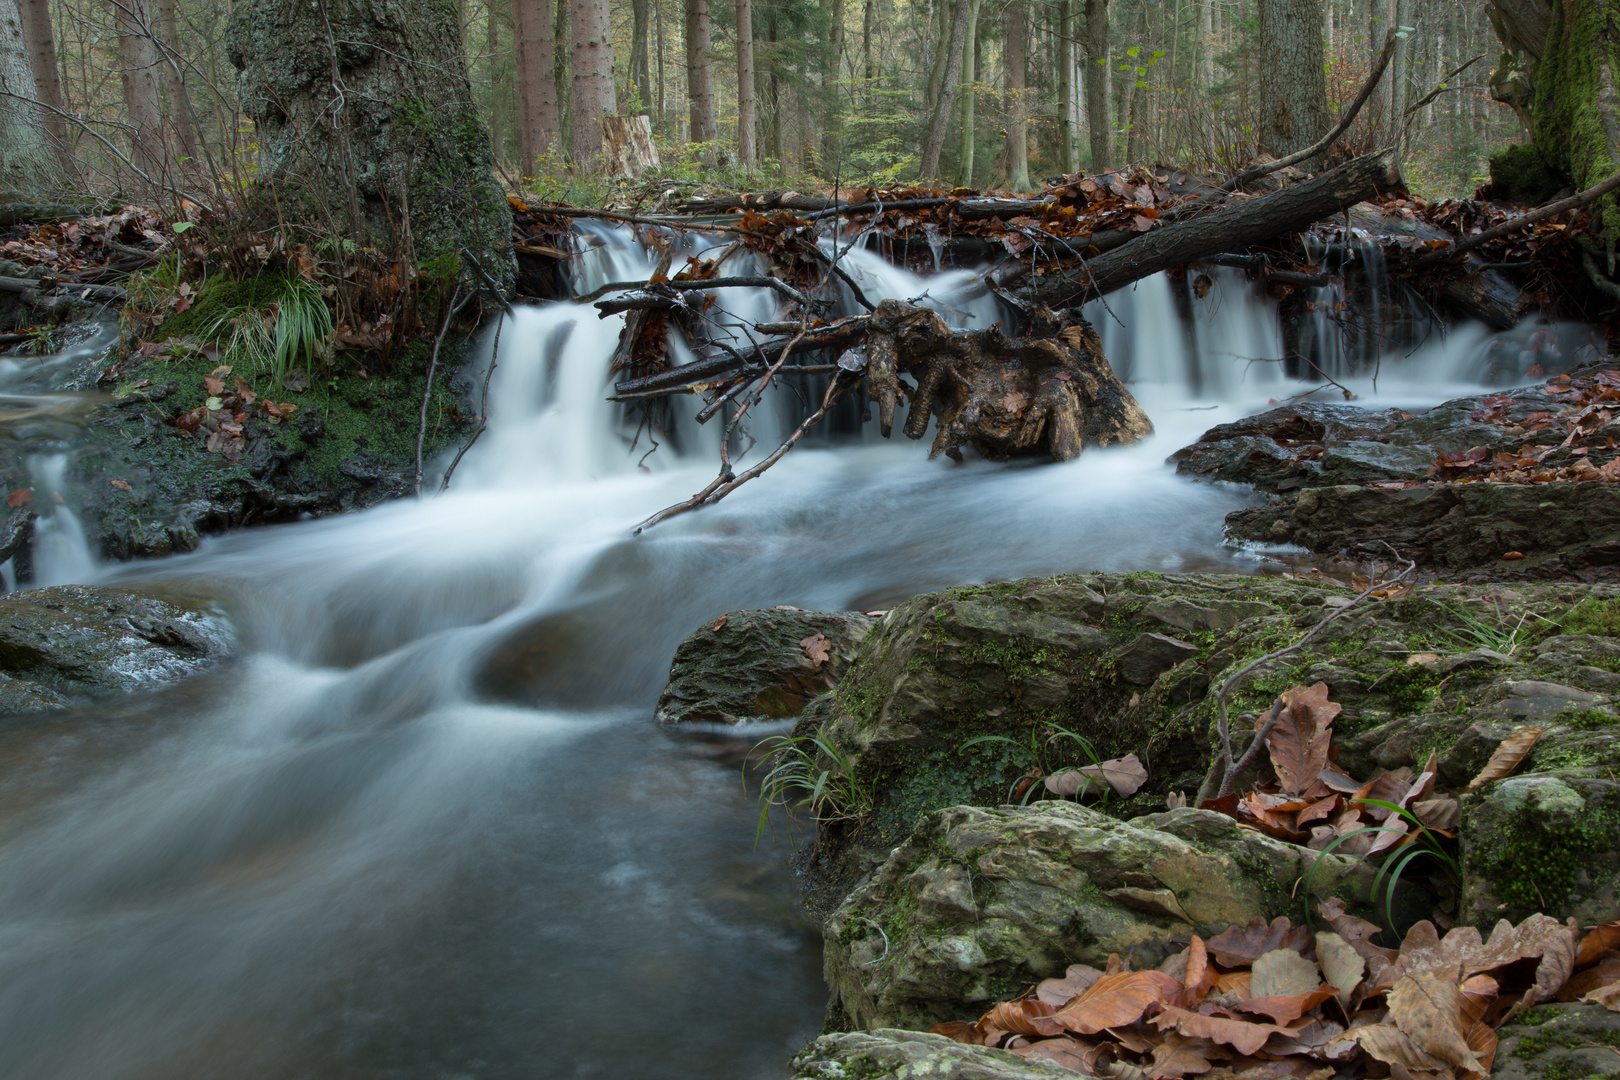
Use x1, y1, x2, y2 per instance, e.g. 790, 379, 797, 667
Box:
1264, 682, 1340, 795
1576, 922, 1620, 968
1466, 727, 1543, 791
800, 633, 831, 666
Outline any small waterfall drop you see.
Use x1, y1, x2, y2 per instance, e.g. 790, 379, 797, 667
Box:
27, 453, 95, 585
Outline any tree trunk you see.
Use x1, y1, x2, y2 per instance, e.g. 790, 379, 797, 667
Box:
1058, 0, 1075, 173
926, 0, 948, 108
958, 0, 980, 186
1258, 0, 1331, 168
227, 0, 514, 293
569, 0, 614, 162
513, 0, 559, 169
1082, 0, 1110, 170
862, 0, 873, 105
630, 0, 651, 114
1389, 0, 1408, 163
736, 0, 756, 166
685, 0, 716, 145
153, 0, 199, 161
16, 0, 74, 177
1518, 0, 1620, 235
114, 0, 164, 181
1004, 0, 1030, 191
920, 0, 971, 178
0, 0, 64, 195
1199, 0, 1213, 85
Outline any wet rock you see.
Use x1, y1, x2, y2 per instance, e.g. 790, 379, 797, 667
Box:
0, 585, 233, 713
823, 803, 1372, 1031
654, 608, 874, 725
1491, 1001, 1620, 1080
1113, 631, 1200, 685
1460, 772, 1620, 925
1168, 402, 1406, 492
1484, 680, 1607, 721
789, 1030, 1073, 1080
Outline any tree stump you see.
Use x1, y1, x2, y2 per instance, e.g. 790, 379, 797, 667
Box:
600, 115, 661, 179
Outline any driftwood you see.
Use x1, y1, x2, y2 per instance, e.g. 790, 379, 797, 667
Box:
1021, 150, 1404, 308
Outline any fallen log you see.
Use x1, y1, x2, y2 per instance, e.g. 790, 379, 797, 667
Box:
1021, 150, 1404, 309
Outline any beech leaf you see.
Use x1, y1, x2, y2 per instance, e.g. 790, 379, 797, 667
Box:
1148, 1032, 1217, 1078
1353, 1023, 1453, 1073
1387, 970, 1485, 1072
1151, 1005, 1285, 1056
1207, 917, 1311, 967
1251, 949, 1323, 999
979, 997, 1065, 1037
1264, 682, 1340, 795
1037, 964, 1104, 1007
1315, 931, 1366, 1004
1234, 987, 1336, 1023
1576, 921, 1620, 968
1466, 727, 1544, 791
1051, 971, 1171, 1034
1583, 981, 1620, 1011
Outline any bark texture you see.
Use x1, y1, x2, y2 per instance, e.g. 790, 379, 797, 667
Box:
1082, 0, 1110, 170
920, 0, 970, 178
569, 0, 615, 161
153, 0, 199, 160
1004, 0, 1030, 191
685, 0, 717, 144
630, 0, 651, 113
16, 0, 74, 177
227, 0, 514, 292
0, 0, 62, 195
115, 0, 164, 178
1258, 0, 1331, 167
735, 0, 756, 165
513, 0, 559, 168
1529, 0, 1620, 233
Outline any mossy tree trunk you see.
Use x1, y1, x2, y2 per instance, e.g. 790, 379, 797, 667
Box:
227, 0, 514, 294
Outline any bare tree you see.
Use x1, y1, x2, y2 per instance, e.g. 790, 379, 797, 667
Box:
570, 0, 614, 161
113, 0, 164, 178
630, 0, 651, 115
513, 0, 559, 169
1004, 0, 1030, 190
736, 0, 756, 166
1082, 0, 1110, 170
153, 0, 198, 161
1058, 0, 1075, 172
16, 0, 74, 176
1258, 0, 1330, 166
920, 0, 970, 177
686, 0, 716, 144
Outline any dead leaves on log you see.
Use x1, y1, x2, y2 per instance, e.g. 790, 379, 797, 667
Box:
934, 915, 1620, 1078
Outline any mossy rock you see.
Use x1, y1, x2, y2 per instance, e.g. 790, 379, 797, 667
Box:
789, 1030, 1074, 1079
822, 803, 1379, 1032
654, 608, 874, 725
1488, 143, 1569, 205
1493, 1000, 1620, 1080
1460, 772, 1620, 926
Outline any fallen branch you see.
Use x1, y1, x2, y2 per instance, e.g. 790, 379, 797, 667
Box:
415, 279, 476, 496
1211, 543, 1415, 799
1413, 168, 1620, 266
575, 274, 815, 308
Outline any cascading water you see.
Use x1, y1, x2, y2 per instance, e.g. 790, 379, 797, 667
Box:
0, 223, 1596, 1079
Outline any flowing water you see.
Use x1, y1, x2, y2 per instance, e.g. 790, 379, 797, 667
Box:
0, 229, 1597, 1079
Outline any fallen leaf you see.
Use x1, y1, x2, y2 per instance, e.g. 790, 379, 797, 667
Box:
1576, 922, 1620, 968
1166, 791, 1189, 809
1010, 1035, 1112, 1072
1207, 917, 1311, 967
1315, 932, 1366, 1004
1353, 1023, 1453, 1072
1234, 987, 1335, 1023
1251, 949, 1323, 999
1411, 796, 1460, 831
1149, 1031, 1217, 1077
1037, 963, 1105, 1006
1466, 726, 1545, 791
712, 614, 729, 632
1583, 981, 1620, 1011
109, 479, 130, 490
1387, 970, 1484, 1072
800, 633, 831, 666
1501, 551, 1526, 560
6, 488, 32, 508
1152, 1005, 1285, 1056
1052, 970, 1173, 1034
1263, 683, 1341, 796
979, 997, 1065, 1037
1459, 974, 1499, 1024
930, 1019, 981, 1043
1407, 652, 1441, 666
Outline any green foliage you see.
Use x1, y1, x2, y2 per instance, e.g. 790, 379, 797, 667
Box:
1561, 598, 1620, 637
1306, 799, 1459, 941
751, 731, 876, 844
959, 722, 1105, 803
191, 273, 333, 390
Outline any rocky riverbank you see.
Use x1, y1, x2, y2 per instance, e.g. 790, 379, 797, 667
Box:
659, 572, 1620, 1079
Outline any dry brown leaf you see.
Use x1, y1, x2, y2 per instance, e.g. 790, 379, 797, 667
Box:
1251, 949, 1322, 999
1317, 898, 1397, 980
1463, 1019, 1498, 1077
1459, 974, 1499, 1025
929, 1020, 981, 1043
711, 614, 729, 632
1086, 753, 1150, 797
1151, 1006, 1285, 1056
1207, 918, 1312, 967
1576, 922, 1620, 968
1215, 971, 1253, 999
980, 998, 1065, 1037
1387, 970, 1485, 1072
1466, 727, 1544, 791
1038, 964, 1105, 1007
800, 633, 831, 666
1412, 797, 1460, 832
1264, 683, 1341, 796
1234, 988, 1336, 1023
1315, 932, 1366, 1004
1559, 956, 1620, 1000
1010, 1035, 1113, 1073
1150, 1032, 1219, 1078
1184, 935, 1216, 1006
1052, 970, 1171, 1034
1353, 1023, 1454, 1072
1518, 914, 1580, 1012
1582, 981, 1620, 1011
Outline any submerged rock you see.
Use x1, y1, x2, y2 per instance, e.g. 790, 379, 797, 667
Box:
0, 585, 233, 713
655, 608, 873, 725
789, 1029, 1073, 1079
823, 803, 1376, 1031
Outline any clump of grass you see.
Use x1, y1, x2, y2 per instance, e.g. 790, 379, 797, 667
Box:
960, 722, 1106, 804
1306, 799, 1460, 941
1561, 597, 1620, 638
750, 732, 875, 845
197, 272, 331, 389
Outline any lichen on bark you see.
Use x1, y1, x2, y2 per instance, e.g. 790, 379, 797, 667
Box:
226, 0, 514, 294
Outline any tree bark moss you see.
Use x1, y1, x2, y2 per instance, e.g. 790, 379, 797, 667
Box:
1530, 0, 1620, 233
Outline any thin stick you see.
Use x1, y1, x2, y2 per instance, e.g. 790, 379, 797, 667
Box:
439, 309, 505, 492
575, 274, 815, 308
1413, 169, 1620, 266
415, 281, 475, 496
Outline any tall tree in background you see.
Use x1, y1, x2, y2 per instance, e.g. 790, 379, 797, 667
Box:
0, 0, 64, 193
686, 0, 716, 143
1257, 0, 1330, 166
736, 0, 756, 166
514, 0, 558, 170
570, 0, 615, 160
113, 0, 164, 178
1058, 0, 1075, 172
16, 0, 74, 177
630, 0, 651, 114
957, 0, 980, 185
1004, 0, 1030, 190
822, 0, 844, 170
153, 0, 199, 161
1082, 0, 1110, 170
920, 0, 969, 178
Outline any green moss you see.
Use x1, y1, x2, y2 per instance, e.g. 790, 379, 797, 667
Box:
153, 273, 284, 340
1488, 143, 1568, 204
1532, 0, 1620, 234
1468, 792, 1620, 920
1563, 599, 1620, 638
1560, 707, 1620, 730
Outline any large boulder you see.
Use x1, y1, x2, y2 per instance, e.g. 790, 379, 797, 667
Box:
789, 1030, 1074, 1080
823, 803, 1374, 1031
1490, 1000, 1620, 1080
655, 608, 873, 725
0, 584, 233, 713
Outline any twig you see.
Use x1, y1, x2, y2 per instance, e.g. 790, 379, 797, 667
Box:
439, 308, 504, 492
1413, 169, 1620, 266
575, 274, 815, 308
794, 238, 877, 311
415, 280, 476, 496
1213, 542, 1416, 798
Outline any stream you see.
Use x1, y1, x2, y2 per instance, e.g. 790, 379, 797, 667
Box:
0, 229, 1596, 1078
